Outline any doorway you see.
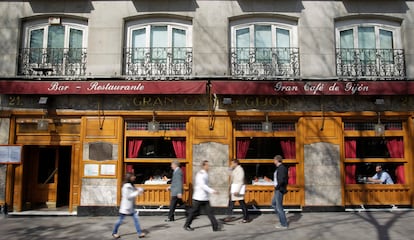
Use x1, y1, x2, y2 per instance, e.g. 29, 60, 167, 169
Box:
23, 146, 72, 210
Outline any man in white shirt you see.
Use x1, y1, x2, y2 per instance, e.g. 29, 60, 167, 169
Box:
368, 164, 394, 184
183, 160, 220, 232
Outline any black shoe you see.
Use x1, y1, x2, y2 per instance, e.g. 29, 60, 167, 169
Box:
165, 218, 174, 222
183, 226, 194, 231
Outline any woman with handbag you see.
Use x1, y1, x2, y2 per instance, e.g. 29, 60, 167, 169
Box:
224, 159, 249, 223
112, 172, 146, 238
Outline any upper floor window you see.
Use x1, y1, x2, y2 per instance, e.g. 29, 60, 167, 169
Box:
335, 19, 405, 79
230, 18, 299, 79
19, 17, 88, 76
124, 19, 192, 77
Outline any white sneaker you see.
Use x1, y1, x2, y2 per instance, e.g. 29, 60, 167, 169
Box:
275, 224, 288, 229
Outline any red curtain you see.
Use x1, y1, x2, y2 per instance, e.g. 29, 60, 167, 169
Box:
395, 164, 406, 184
172, 139, 186, 158
386, 138, 404, 158
280, 139, 296, 159
345, 139, 356, 158
288, 166, 296, 185
344, 139, 356, 184
386, 138, 405, 184
236, 139, 250, 159
345, 164, 356, 184
280, 140, 296, 184
128, 139, 143, 158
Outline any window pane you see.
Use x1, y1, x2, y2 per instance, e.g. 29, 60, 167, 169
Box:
340, 29, 354, 48
172, 28, 186, 61
358, 27, 375, 62
244, 137, 283, 159
255, 25, 271, 62
68, 29, 83, 63
137, 137, 176, 158
276, 28, 290, 63
151, 26, 167, 61
47, 25, 65, 63
340, 29, 354, 62
129, 163, 172, 184
380, 29, 393, 49
132, 28, 146, 62
354, 163, 397, 184
29, 29, 44, 63
236, 28, 250, 62
380, 29, 394, 63
358, 27, 375, 49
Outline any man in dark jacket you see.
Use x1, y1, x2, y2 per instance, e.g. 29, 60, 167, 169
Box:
272, 155, 288, 229
165, 160, 184, 222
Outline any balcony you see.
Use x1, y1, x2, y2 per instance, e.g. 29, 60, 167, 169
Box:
124, 47, 192, 77
336, 48, 405, 79
230, 47, 300, 79
18, 48, 87, 77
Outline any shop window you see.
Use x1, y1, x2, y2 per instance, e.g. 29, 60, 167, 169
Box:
242, 163, 296, 185
345, 137, 404, 159
345, 162, 405, 184
126, 163, 187, 185
237, 137, 295, 159
344, 136, 406, 184
126, 137, 186, 159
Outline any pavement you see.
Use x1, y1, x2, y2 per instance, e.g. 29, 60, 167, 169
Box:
1, 209, 414, 240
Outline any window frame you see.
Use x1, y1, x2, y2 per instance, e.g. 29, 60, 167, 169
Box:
22, 18, 88, 52
125, 19, 193, 51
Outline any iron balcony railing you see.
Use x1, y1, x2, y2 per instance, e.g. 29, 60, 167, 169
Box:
18, 48, 87, 76
230, 47, 300, 79
124, 47, 193, 77
336, 48, 405, 79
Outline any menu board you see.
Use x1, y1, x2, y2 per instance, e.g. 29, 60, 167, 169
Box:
0, 145, 22, 164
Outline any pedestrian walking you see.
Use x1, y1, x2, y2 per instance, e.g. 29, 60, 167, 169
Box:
271, 155, 289, 229
165, 159, 184, 222
183, 160, 220, 232
224, 159, 249, 223
112, 172, 146, 238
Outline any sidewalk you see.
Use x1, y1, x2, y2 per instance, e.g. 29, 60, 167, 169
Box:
1, 210, 414, 240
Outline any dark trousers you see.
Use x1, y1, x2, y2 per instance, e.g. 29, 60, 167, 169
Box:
226, 199, 249, 220
184, 200, 218, 231
167, 196, 184, 220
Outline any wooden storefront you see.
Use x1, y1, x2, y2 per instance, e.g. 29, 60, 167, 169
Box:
1, 80, 414, 212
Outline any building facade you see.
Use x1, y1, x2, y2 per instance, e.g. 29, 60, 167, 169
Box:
0, 0, 413, 214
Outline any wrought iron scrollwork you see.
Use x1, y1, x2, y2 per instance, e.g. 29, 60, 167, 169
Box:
124, 47, 193, 77
336, 48, 405, 79
230, 47, 300, 79
18, 48, 87, 77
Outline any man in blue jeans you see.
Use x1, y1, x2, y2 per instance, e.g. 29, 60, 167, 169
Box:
271, 155, 288, 229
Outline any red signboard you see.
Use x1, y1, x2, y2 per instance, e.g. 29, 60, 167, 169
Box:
2, 80, 414, 96
0, 80, 207, 95
211, 81, 414, 95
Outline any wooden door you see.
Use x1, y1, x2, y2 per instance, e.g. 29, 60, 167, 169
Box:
28, 147, 58, 207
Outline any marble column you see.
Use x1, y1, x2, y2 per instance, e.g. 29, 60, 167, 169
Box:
192, 142, 229, 207
0, 118, 10, 203
304, 142, 341, 206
